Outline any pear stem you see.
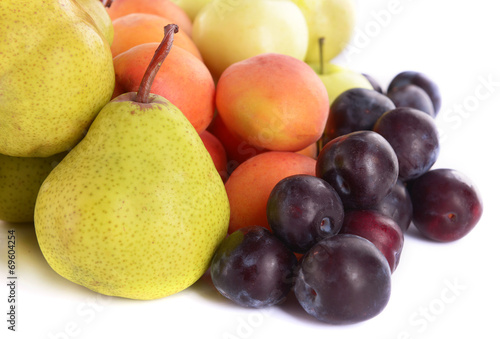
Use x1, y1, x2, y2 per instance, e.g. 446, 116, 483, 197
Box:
319, 37, 325, 75
135, 24, 179, 104
101, 0, 113, 8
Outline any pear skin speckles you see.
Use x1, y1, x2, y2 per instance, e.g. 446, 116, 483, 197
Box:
34, 95, 230, 300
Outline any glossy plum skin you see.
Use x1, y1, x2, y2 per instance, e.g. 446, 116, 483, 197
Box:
294, 234, 392, 324
267, 175, 344, 253
373, 107, 440, 181
341, 210, 404, 273
322, 88, 396, 144
387, 84, 435, 118
409, 169, 483, 242
210, 226, 297, 307
370, 179, 413, 233
387, 71, 442, 114
316, 130, 399, 209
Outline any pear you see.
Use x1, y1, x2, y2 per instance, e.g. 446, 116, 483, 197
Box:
34, 25, 230, 300
0, 0, 115, 157
76, 0, 114, 44
0, 152, 66, 223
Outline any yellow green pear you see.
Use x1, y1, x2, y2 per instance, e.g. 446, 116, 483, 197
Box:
76, 0, 114, 44
0, 0, 115, 157
34, 25, 230, 300
0, 152, 66, 223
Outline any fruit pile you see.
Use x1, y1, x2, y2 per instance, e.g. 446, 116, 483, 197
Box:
210, 68, 483, 324
0, 0, 483, 327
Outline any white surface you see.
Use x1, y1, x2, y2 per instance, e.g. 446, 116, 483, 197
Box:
2, 0, 500, 338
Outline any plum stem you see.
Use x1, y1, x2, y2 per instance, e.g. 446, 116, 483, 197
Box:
319, 37, 325, 75
135, 24, 179, 104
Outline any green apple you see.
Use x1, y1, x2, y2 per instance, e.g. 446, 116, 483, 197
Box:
170, 0, 213, 21
192, 0, 309, 80
292, 0, 356, 63
308, 62, 372, 106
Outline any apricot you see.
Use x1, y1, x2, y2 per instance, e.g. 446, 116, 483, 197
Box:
199, 130, 228, 182
207, 113, 267, 174
216, 53, 329, 152
113, 44, 215, 133
297, 142, 318, 159
111, 13, 202, 60
225, 151, 316, 234
106, 0, 193, 36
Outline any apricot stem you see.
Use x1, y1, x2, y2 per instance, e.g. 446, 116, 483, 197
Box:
135, 24, 179, 104
319, 37, 325, 75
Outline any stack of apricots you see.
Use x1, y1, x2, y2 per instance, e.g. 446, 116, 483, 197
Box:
106, 0, 336, 237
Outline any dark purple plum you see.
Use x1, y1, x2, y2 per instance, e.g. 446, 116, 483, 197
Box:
267, 175, 344, 253
373, 107, 440, 181
341, 210, 404, 273
370, 179, 413, 232
322, 88, 395, 144
387, 71, 441, 114
210, 226, 297, 308
362, 73, 384, 93
409, 168, 483, 242
316, 130, 399, 209
294, 234, 391, 324
387, 84, 435, 117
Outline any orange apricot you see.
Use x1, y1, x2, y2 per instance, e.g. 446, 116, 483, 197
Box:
200, 130, 228, 182
216, 53, 329, 152
111, 13, 202, 59
224, 151, 316, 234
106, 0, 193, 36
113, 43, 215, 133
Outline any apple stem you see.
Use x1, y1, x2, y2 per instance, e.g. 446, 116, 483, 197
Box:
319, 37, 325, 75
101, 0, 113, 8
135, 24, 179, 104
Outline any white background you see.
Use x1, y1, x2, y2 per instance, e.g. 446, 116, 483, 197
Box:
2, 0, 500, 338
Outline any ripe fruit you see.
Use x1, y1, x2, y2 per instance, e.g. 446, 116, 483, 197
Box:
387, 71, 442, 115
409, 168, 483, 242
0, 152, 66, 223
34, 25, 229, 300
216, 53, 330, 152
192, 0, 309, 79
200, 130, 228, 182
225, 151, 316, 234
292, 0, 356, 63
294, 234, 392, 324
373, 107, 440, 181
316, 130, 399, 209
386, 84, 435, 117
341, 210, 404, 273
308, 61, 373, 106
322, 87, 396, 144
267, 175, 344, 253
210, 225, 297, 308
110, 13, 202, 59
0, 0, 115, 157
113, 42, 215, 133
106, 0, 193, 36
370, 179, 413, 233
170, 0, 213, 21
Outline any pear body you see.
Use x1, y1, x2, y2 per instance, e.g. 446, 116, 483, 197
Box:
0, 152, 66, 223
34, 93, 230, 300
0, 0, 115, 157
76, 0, 114, 44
